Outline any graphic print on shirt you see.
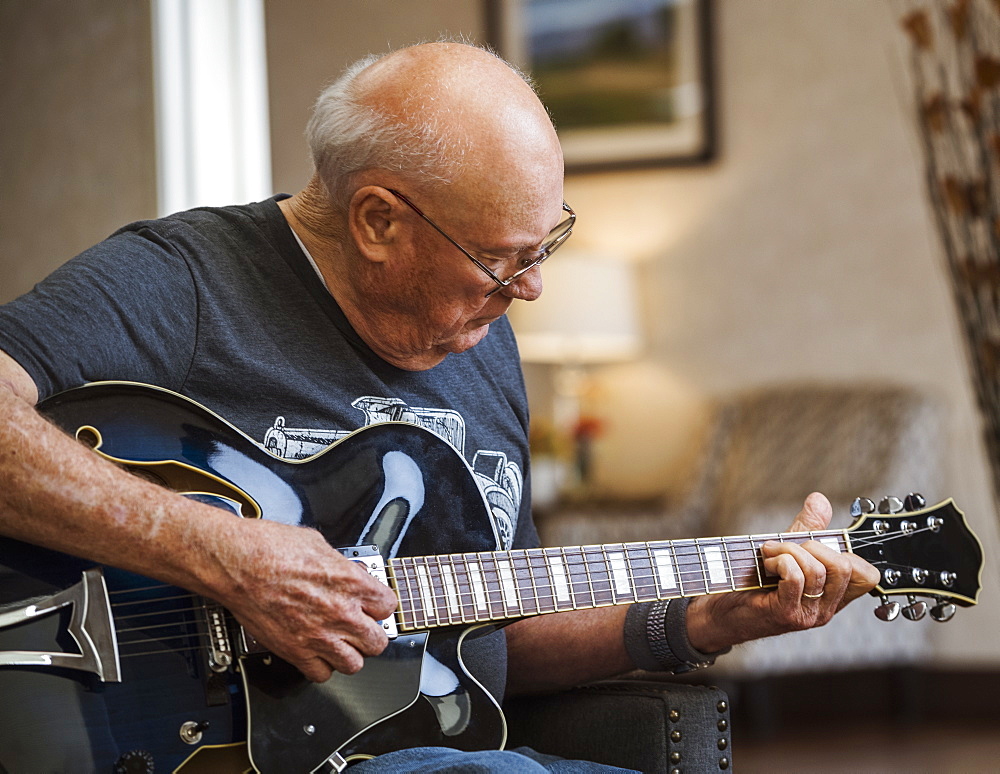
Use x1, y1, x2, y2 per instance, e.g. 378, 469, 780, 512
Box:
262, 396, 522, 550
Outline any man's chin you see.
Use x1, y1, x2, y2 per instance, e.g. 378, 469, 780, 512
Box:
442, 322, 491, 354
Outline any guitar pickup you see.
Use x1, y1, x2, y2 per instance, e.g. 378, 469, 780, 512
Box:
340, 545, 398, 639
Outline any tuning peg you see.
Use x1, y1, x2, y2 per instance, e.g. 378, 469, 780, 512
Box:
878, 496, 904, 514
930, 597, 957, 622
902, 595, 928, 621
875, 595, 901, 621
903, 493, 926, 512
851, 497, 876, 517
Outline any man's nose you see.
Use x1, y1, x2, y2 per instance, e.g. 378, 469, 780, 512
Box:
499, 267, 543, 301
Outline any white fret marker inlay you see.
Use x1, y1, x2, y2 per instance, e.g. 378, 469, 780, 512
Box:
653, 549, 677, 590
703, 546, 728, 585
442, 565, 460, 616
416, 564, 435, 620
820, 538, 841, 553
468, 562, 488, 612
497, 559, 517, 609
548, 555, 571, 602
608, 552, 631, 598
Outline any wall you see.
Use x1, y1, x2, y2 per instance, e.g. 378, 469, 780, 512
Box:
0, 0, 157, 305
264, 0, 482, 194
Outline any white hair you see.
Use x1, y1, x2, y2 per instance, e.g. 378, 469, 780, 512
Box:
305, 44, 537, 211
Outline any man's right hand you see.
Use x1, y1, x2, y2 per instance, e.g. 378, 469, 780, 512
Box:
209, 516, 400, 682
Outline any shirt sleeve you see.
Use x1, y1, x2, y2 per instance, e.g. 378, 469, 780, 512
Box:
0, 227, 198, 401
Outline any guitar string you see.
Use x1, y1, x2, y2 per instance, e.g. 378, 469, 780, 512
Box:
104, 526, 948, 644
108, 527, 925, 626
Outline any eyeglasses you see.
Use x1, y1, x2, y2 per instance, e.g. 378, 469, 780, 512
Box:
387, 188, 575, 296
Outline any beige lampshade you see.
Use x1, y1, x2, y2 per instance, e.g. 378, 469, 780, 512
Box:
508, 252, 642, 364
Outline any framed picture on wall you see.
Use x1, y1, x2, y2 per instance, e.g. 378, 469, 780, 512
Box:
485, 0, 716, 172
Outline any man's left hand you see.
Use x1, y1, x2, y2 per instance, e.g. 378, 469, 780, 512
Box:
685, 492, 881, 653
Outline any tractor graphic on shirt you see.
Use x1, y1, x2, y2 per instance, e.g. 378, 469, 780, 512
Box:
263, 396, 522, 549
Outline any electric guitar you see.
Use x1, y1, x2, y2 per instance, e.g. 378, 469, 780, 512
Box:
0, 382, 985, 773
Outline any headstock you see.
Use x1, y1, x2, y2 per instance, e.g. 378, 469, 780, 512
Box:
847, 494, 983, 623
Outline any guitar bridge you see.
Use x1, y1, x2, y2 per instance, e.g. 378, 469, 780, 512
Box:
202, 600, 233, 672
0, 567, 121, 682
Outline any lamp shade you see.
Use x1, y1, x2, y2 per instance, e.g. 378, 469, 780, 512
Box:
508, 252, 642, 364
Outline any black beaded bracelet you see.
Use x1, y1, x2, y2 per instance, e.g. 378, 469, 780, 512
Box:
623, 598, 730, 674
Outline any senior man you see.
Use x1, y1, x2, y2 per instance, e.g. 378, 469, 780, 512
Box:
0, 42, 878, 772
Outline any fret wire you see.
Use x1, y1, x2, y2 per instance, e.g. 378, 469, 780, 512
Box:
466, 553, 489, 623
694, 538, 711, 594
607, 543, 635, 603
530, 549, 553, 614
559, 547, 578, 610
522, 548, 543, 616
583, 547, 600, 608
600, 547, 614, 604
452, 554, 474, 624
505, 550, 523, 616
429, 556, 445, 626
623, 544, 642, 602
750, 535, 765, 588
461, 553, 483, 622
564, 546, 587, 609
449, 554, 464, 625
544, 547, 566, 612
437, 555, 458, 625
669, 540, 686, 596
481, 551, 503, 619
444, 555, 462, 625
645, 542, 664, 601
721, 537, 736, 591
415, 557, 435, 628
394, 558, 416, 629
507, 550, 527, 616
506, 551, 526, 616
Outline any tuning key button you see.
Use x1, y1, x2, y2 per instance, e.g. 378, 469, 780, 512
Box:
851, 497, 876, 517
878, 496, 904, 514
903, 493, 926, 512
902, 595, 928, 621
875, 596, 901, 621
931, 600, 957, 622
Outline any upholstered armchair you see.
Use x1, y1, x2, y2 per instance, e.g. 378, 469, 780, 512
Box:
504, 679, 733, 772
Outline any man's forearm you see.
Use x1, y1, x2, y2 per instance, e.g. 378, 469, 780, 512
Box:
0, 378, 237, 599
503, 606, 632, 696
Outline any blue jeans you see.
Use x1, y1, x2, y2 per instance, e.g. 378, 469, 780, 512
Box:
347, 746, 639, 773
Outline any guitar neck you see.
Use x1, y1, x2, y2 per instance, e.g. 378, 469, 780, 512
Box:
389, 530, 851, 631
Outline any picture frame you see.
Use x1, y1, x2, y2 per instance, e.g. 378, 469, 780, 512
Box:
485, 0, 716, 173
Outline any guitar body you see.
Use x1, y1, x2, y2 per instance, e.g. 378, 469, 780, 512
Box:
0, 382, 506, 773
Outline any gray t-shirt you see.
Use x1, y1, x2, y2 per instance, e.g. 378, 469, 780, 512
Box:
0, 195, 538, 701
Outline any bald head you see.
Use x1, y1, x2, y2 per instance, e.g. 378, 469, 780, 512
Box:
306, 42, 563, 218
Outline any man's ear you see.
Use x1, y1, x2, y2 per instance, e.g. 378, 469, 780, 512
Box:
348, 186, 399, 263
